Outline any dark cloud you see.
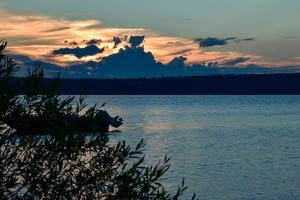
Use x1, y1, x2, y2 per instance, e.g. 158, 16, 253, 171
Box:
52, 45, 105, 59
99, 46, 163, 77
168, 56, 187, 67
64, 39, 102, 46
195, 37, 254, 48
222, 57, 251, 66
242, 38, 254, 41
85, 39, 102, 45
235, 38, 255, 43
166, 49, 192, 57
69, 41, 78, 46
129, 35, 145, 48
195, 37, 236, 48
112, 37, 122, 48
64, 40, 78, 46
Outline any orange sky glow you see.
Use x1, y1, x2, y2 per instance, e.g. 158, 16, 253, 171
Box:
1, 10, 299, 68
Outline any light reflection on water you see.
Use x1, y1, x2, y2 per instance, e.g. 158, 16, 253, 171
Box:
82, 95, 300, 200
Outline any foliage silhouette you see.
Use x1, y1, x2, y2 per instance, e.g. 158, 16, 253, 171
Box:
0, 47, 123, 136
0, 41, 195, 199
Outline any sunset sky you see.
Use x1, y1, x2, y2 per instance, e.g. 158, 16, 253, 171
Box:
1, 0, 300, 77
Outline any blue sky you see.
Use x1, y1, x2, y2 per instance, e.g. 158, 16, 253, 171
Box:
1, 0, 300, 77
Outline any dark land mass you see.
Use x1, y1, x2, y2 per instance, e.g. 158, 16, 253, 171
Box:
13, 73, 300, 95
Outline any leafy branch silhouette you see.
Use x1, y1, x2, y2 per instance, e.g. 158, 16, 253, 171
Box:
0, 41, 196, 200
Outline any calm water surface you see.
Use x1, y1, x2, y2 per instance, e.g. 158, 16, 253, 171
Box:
84, 95, 300, 200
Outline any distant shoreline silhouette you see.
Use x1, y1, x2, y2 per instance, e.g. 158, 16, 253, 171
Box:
11, 73, 300, 95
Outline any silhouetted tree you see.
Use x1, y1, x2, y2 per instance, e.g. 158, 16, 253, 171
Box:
0, 41, 195, 200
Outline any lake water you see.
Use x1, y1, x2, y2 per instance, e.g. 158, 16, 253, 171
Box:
84, 95, 300, 200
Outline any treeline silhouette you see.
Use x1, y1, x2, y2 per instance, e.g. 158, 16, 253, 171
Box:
12, 73, 300, 95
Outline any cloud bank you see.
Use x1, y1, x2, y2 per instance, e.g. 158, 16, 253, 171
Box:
195, 37, 254, 48
18, 42, 300, 79
52, 45, 105, 58
1, 9, 300, 78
